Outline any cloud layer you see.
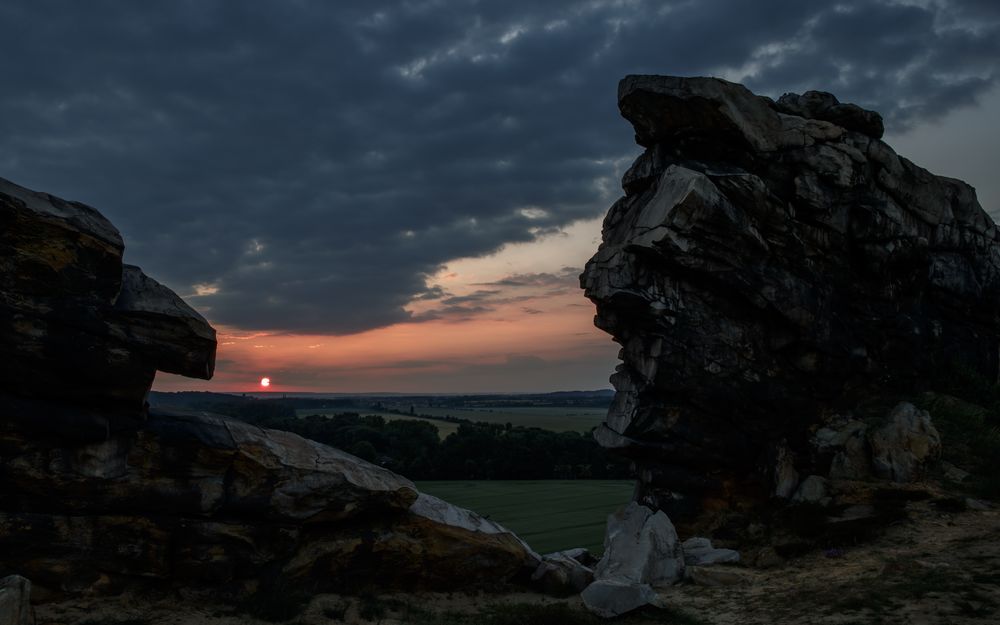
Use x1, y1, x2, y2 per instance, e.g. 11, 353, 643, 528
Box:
1, 0, 997, 334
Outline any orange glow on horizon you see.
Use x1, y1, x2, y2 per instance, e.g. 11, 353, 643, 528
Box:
153, 217, 618, 393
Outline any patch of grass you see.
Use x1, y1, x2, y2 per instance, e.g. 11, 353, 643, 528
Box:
415, 480, 633, 554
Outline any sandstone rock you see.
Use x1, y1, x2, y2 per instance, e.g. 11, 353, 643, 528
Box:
582, 502, 683, 617
0, 410, 535, 592
941, 461, 971, 483
551, 547, 596, 567
792, 475, 831, 506
869, 402, 942, 482
0, 176, 216, 420
582, 75, 1000, 523
594, 502, 685, 585
775, 90, 884, 138
814, 417, 872, 480
530, 552, 594, 596
581, 580, 658, 619
681, 537, 740, 566
0, 575, 32, 625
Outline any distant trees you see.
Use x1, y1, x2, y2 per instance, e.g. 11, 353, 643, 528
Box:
185, 401, 631, 481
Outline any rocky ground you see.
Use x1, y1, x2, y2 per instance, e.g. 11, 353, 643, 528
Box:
32, 495, 998, 625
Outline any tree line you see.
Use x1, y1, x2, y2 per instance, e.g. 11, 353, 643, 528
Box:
192, 399, 631, 480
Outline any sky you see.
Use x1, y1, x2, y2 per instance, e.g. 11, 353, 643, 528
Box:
1, 1, 998, 393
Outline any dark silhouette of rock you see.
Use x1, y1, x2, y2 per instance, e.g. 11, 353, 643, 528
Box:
582, 75, 999, 524
0, 177, 537, 596
0, 176, 215, 425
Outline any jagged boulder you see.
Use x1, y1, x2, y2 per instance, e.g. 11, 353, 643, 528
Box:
582, 502, 683, 617
869, 402, 942, 482
581, 75, 1000, 523
530, 551, 594, 596
681, 537, 740, 566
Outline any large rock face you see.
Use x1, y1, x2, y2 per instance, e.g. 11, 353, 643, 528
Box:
581, 75, 1000, 521
0, 178, 537, 596
0, 176, 216, 431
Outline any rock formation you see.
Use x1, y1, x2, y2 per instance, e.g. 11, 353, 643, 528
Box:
1, 177, 216, 432
581, 76, 1000, 524
581, 502, 683, 617
0, 177, 537, 597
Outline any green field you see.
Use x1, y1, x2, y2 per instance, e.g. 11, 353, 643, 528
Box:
295, 409, 461, 439
402, 405, 608, 432
416, 480, 634, 555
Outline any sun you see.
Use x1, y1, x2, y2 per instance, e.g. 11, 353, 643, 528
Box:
260, 377, 271, 388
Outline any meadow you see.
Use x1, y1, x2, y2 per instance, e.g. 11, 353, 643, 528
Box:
416, 479, 634, 554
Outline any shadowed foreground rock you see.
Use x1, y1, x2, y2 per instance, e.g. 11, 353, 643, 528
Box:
581, 75, 1000, 525
0, 177, 216, 427
0, 178, 537, 597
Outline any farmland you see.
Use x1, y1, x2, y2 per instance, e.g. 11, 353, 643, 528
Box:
416, 479, 634, 554
293, 403, 609, 440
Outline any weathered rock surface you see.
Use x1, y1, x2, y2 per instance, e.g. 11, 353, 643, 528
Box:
0, 409, 536, 594
530, 551, 594, 596
581, 75, 999, 523
806, 402, 940, 490
582, 502, 683, 617
681, 537, 740, 566
0, 176, 538, 596
0, 176, 216, 425
792, 475, 831, 506
581, 579, 659, 619
0, 575, 32, 625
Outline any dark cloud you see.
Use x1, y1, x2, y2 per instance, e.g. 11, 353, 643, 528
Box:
0, 0, 996, 333
476, 267, 580, 288
440, 290, 502, 306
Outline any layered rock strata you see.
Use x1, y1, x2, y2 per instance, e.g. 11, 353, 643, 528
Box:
0, 178, 536, 596
581, 76, 1000, 522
